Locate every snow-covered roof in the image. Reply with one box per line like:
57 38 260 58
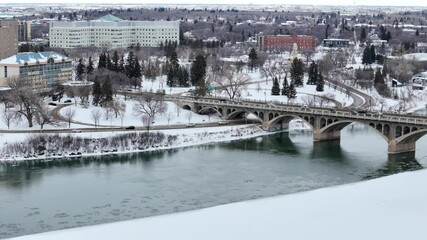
95 14 123 22
0 51 69 65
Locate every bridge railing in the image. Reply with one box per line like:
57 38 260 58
164 96 427 126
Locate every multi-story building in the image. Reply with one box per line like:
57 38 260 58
0 51 72 92
49 14 180 49
257 34 316 52
18 21 32 42
322 38 350 48
0 19 18 60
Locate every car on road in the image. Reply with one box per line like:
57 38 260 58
124 126 135 130
218 121 228 125
64 99 72 103
356 109 368 114
71 129 82 133
48 102 57 106
186 123 195 127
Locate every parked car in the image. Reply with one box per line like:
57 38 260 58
124 126 135 130
218 121 228 125
71 129 82 133
64 99 72 103
186 123 195 127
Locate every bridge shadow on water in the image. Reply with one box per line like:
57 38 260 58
362 152 423 180
217 131 300 155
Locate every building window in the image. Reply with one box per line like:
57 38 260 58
4 66 7 78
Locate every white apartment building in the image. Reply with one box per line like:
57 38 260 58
0 51 72 92
49 14 180 49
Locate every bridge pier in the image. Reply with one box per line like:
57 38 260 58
388 140 416 154
313 130 341 142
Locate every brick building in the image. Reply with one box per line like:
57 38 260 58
0 19 18 60
257 34 316 52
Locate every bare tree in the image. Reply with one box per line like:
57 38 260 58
301 49 315 65
2 110 14 129
214 65 251 99
142 114 153 135
91 109 102 127
186 111 193 123
7 77 39 127
35 103 56 129
133 94 167 121
63 107 76 128
108 100 126 118
166 111 174 124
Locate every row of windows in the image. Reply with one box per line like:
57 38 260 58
52 28 177 33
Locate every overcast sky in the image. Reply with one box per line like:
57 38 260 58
0 0 426 7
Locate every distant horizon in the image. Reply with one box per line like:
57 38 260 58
0 0 427 8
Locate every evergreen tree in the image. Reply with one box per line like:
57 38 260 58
307 61 318 85
416 29 420 36
271 77 280 95
316 73 324 92
248 48 258 71
370 45 376 64
190 54 207 86
374 68 384 85
362 46 371 65
92 76 102 106
360 27 367 42
170 50 179 69
76 58 85 81
86 56 94 75
106 53 113 71
281 75 289 96
290 58 304 87
98 52 106 69
287 81 297 99
119 55 125 73
182 68 190 87
102 75 113 103
112 50 120 72
167 67 174 87
386 31 392 41
133 56 142 79
125 51 135 78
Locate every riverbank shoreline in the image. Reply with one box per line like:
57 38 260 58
0 124 290 163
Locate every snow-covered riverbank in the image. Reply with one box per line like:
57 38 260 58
8 166 427 240
0 124 286 162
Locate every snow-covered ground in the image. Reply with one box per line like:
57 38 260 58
59 96 220 127
0 124 275 162
9 168 427 240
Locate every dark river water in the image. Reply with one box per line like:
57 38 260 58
0 124 426 239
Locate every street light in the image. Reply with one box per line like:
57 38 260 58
264 91 266 102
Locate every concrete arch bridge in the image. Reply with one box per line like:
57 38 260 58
166 96 427 155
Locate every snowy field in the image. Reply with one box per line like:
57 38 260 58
59 96 220 127
237 74 353 107
9 168 427 240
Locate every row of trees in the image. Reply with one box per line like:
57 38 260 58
271 76 297 99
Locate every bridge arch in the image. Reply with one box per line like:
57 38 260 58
198 106 222 116
319 120 390 142
394 129 427 145
269 114 315 130
182 105 192 111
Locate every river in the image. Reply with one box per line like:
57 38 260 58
0 124 426 239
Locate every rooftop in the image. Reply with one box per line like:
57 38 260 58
95 14 123 22
0 51 69 65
